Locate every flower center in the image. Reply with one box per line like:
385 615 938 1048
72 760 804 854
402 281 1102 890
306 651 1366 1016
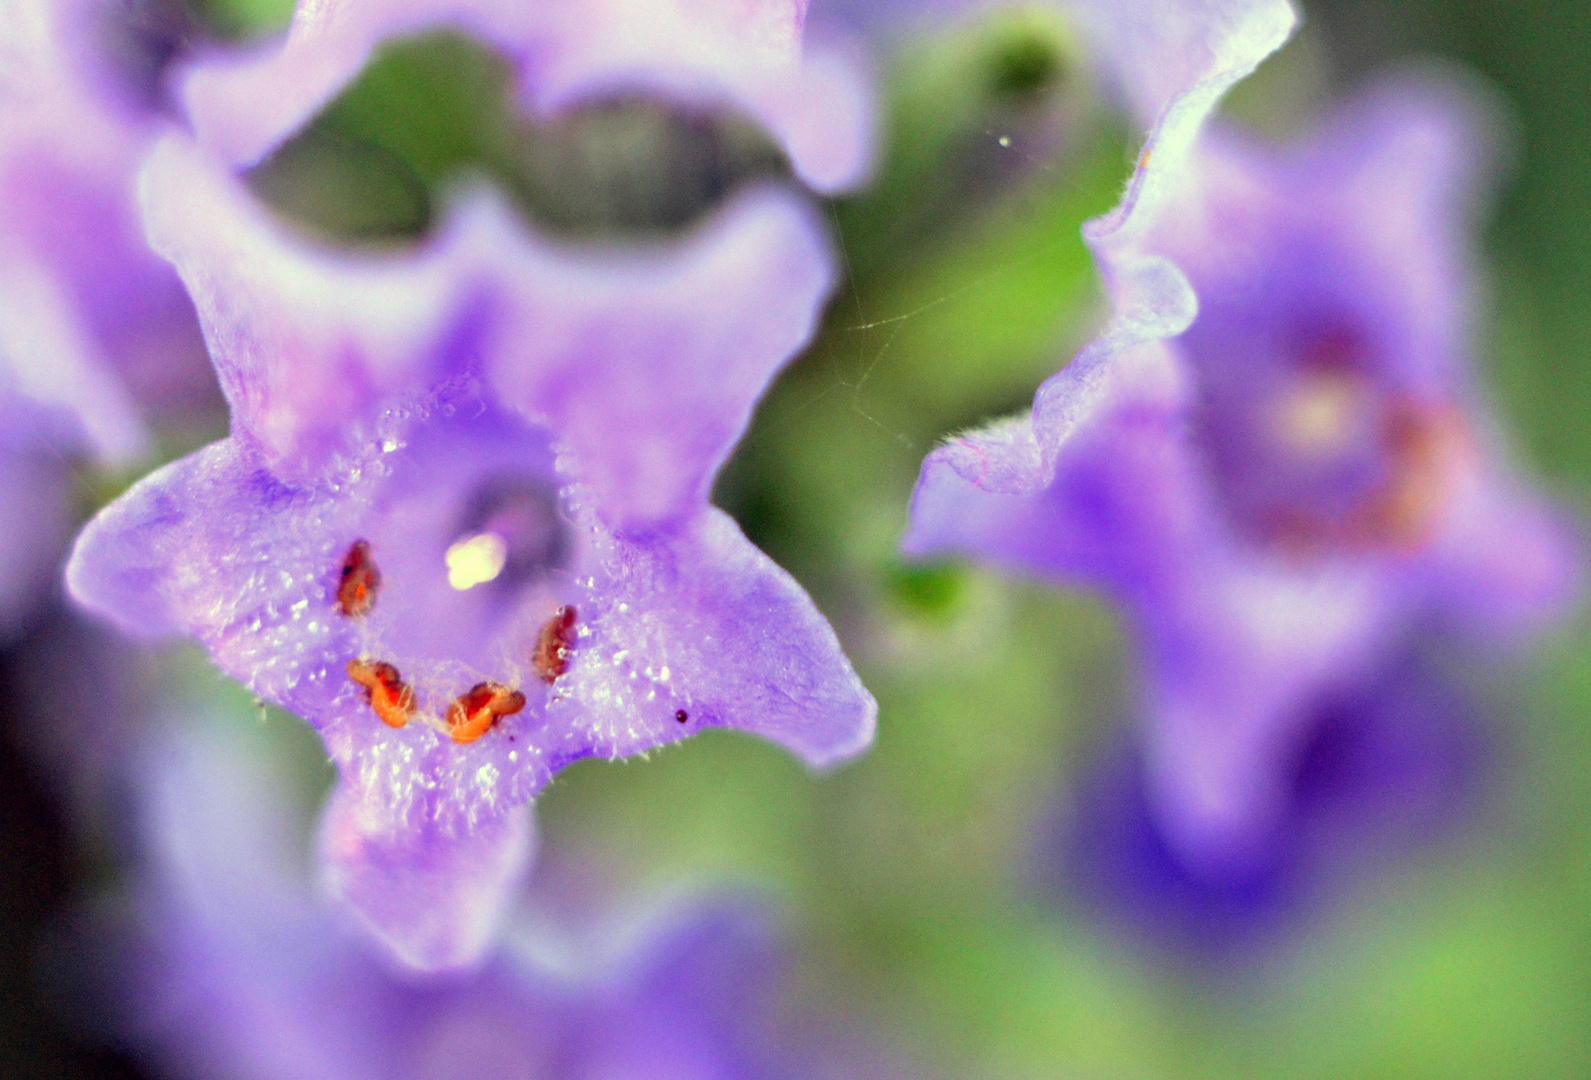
1271 369 1374 459
1349 399 1467 551
452 478 566 593
1194 322 1466 558
329 406 585 739
445 532 509 590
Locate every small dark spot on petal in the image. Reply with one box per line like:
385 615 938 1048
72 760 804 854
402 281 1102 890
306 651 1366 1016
675 710 688 723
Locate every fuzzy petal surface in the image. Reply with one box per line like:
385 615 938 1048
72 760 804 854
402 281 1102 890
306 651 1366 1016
552 506 877 770
319 779 535 971
482 185 835 528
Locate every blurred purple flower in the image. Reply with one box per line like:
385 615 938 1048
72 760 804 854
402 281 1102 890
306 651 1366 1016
66 0 877 971
82 722 884 1080
895 0 1297 496
1059 648 1485 958
907 73 1577 876
0 0 213 635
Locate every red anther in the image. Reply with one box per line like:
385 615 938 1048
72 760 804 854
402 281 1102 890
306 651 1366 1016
1353 400 1468 551
532 605 578 684
446 681 526 744
337 539 381 617
346 657 415 728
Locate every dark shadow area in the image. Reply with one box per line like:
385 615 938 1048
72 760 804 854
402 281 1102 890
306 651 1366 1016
0 637 151 1080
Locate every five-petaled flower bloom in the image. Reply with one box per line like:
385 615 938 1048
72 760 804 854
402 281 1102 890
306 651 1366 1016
85 721 893 1080
905 68 1578 880
67 0 877 971
0 0 212 635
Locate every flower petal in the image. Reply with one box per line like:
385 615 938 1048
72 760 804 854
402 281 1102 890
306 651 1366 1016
904 342 1192 583
178 0 873 192
1075 0 1297 255
139 134 485 476
87 717 871 1076
483 185 834 529
318 778 536 972
555 507 877 770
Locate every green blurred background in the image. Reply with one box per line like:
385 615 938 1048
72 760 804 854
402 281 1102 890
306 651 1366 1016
28 0 1591 1077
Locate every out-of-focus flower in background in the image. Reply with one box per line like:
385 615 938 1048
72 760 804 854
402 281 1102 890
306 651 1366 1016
0 0 216 637
905 59 1577 926
66 0 879 972
64 715 898 1080
1058 645 1487 956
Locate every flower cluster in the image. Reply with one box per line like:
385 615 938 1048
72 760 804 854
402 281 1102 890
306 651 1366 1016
4 0 1581 1072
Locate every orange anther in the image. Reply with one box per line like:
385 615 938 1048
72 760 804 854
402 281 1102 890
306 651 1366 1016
1352 400 1468 551
445 681 526 744
347 657 415 728
337 539 381 617
532 605 578 684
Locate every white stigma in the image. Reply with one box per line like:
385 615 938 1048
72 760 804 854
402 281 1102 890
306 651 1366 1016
445 532 509 590
1273 370 1370 458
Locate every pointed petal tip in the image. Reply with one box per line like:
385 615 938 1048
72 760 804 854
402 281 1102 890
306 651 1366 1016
791 683 879 772
63 468 182 642
317 782 538 974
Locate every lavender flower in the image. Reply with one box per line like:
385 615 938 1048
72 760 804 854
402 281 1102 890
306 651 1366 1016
67 0 876 971
86 720 877 1080
1062 648 1484 956
872 0 1296 498
0 0 212 633
906 73 1577 875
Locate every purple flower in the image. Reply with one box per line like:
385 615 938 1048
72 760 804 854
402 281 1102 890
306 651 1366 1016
881 0 1295 497
67 1 876 970
1059 648 1485 958
906 72 1578 875
0 0 217 433
82 721 883 1080
0 0 215 634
